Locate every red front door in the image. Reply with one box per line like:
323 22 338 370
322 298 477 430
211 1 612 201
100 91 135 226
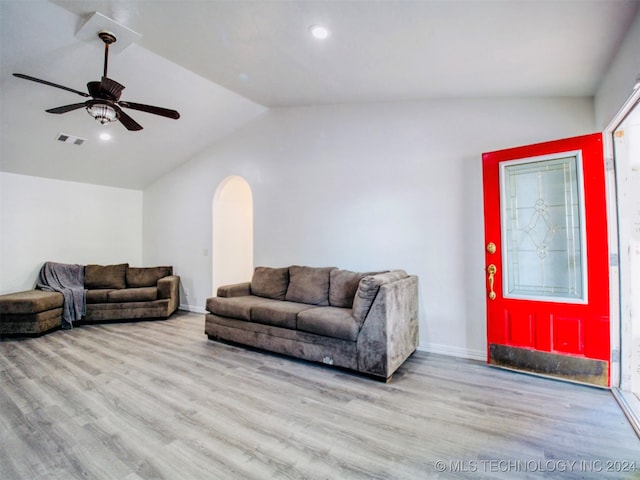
482 133 610 386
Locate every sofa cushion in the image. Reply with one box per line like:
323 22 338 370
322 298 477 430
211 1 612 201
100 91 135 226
86 289 113 304
352 270 408 324
285 266 336 306
206 295 275 321
0 308 63 335
0 290 63 314
251 267 289 300
297 307 360 341
85 264 128 290
107 287 158 303
329 269 368 308
251 301 315 329
126 266 173 288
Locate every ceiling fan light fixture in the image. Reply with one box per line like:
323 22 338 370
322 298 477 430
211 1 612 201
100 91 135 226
87 103 117 125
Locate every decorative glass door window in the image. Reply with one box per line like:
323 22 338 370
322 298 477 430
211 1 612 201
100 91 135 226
499 152 587 303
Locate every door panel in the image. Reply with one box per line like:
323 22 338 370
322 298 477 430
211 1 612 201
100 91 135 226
506 312 535 347
552 316 583 354
483 133 610 386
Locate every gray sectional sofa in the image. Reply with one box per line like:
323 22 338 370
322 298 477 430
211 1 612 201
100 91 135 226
0 263 180 337
205 266 419 380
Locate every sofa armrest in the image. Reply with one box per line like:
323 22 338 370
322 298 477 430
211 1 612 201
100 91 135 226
158 275 180 314
217 282 251 298
356 275 418 380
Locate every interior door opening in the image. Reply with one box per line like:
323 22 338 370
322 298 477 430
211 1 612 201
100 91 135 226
211 175 254 296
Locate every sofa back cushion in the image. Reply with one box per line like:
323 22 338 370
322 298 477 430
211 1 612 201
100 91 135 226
126 266 173 288
285 266 336 306
85 264 128 290
329 269 366 308
352 270 408 324
251 267 289 300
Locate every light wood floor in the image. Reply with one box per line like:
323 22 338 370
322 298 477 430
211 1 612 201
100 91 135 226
1 312 639 479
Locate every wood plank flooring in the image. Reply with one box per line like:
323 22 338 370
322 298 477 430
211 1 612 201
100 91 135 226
1 311 639 479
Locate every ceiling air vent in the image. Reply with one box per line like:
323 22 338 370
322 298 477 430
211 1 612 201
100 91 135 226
56 133 86 146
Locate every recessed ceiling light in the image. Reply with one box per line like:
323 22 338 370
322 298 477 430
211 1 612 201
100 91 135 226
99 132 111 141
309 25 330 40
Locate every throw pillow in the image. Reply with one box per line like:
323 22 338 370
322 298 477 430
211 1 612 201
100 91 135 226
285 266 336 306
251 267 289 300
84 263 129 290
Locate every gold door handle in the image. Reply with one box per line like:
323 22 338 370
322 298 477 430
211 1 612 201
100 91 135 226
487 264 497 300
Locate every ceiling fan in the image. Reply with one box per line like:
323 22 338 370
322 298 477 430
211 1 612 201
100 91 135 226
13 30 180 131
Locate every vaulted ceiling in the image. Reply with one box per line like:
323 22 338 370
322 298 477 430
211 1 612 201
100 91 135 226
1 0 638 189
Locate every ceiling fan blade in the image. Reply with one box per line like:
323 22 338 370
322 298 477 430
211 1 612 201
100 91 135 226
114 106 143 131
119 101 180 119
100 76 125 100
46 103 87 114
13 73 90 97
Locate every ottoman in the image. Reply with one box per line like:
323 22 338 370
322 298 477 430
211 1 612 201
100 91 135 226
0 290 64 337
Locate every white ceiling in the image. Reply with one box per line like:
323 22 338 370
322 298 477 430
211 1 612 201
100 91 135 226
1 0 638 189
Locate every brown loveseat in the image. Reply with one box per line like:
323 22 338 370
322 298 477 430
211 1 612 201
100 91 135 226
205 266 418 380
82 264 180 323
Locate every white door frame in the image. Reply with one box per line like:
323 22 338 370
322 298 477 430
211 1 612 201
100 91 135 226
604 86 640 389
605 82 640 437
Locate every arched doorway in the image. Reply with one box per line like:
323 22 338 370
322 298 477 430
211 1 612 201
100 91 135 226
212 176 254 295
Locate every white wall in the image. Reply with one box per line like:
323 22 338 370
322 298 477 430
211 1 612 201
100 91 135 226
143 97 594 359
595 9 640 129
0 173 143 293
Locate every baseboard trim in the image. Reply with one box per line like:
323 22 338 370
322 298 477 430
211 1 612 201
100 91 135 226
179 304 207 314
417 344 486 362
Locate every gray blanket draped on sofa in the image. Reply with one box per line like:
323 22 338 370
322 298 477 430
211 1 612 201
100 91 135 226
36 262 85 329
